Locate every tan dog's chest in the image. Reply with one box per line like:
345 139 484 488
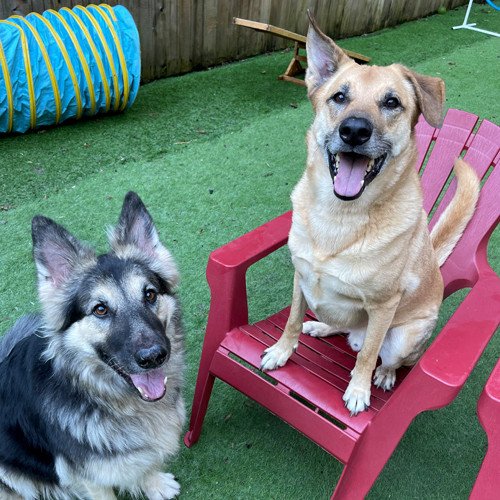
289 222 406 330
292 251 367 328
288 177 421 330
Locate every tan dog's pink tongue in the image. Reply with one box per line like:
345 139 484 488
334 154 369 198
130 368 166 401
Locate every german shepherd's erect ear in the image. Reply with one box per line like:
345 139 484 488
109 191 180 288
31 216 97 330
32 216 97 291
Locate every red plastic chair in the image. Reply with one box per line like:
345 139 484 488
184 109 500 499
470 357 500 500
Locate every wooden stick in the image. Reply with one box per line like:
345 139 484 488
233 17 370 64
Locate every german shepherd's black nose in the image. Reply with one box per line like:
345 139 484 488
135 345 168 369
339 117 373 146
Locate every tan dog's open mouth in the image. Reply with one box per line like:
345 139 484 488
328 151 388 201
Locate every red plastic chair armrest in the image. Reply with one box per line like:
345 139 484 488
482 358 500 404
204 211 292 336
208 210 292 271
420 269 500 390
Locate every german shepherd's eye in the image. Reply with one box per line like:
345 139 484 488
384 97 400 109
93 304 108 317
331 92 346 104
145 289 157 302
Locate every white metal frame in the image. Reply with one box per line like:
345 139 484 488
453 0 500 37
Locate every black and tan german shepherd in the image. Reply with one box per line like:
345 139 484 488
0 192 185 500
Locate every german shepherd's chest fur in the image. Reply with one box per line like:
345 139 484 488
1 329 184 484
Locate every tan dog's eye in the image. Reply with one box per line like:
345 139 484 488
332 92 346 104
384 97 400 108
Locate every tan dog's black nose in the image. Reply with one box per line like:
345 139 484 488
339 117 373 146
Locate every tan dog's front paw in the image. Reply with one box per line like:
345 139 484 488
343 378 371 416
260 340 297 371
142 472 180 500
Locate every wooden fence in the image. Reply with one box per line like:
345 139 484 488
2 0 468 82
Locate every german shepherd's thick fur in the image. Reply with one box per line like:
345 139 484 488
260 13 480 415
0 192 185 499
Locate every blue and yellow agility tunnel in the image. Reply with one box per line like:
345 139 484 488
0 4 140 133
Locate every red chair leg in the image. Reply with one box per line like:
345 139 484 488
470 359 500 499
470 439 500 500
184 369 216 447
184 213 292 448
332 365 461 500
330 409 415 498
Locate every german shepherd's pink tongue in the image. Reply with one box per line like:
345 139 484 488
130 369 167 401
334 153 369 198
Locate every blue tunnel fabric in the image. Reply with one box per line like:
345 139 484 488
0 4 140 133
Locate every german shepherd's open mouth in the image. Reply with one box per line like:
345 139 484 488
327 150 389 201
100 351 169 402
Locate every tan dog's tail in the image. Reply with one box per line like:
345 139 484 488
430 158 480 266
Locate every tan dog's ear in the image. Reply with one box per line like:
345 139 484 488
402 67 445 128
305 10 352 96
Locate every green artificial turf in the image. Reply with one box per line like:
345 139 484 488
1 4 499 499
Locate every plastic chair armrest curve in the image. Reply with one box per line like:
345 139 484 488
208 210 292 272
420 270 500 389
204 210 292 336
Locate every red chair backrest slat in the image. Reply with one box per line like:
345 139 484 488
415 110 500 292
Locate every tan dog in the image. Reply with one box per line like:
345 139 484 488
260 13 479 416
